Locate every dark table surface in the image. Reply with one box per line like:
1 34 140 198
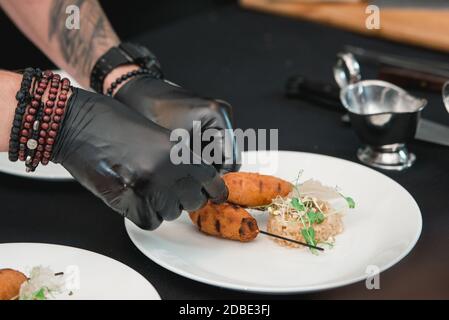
2 5 449 299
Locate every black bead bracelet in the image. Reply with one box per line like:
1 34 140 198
105 67 162 96
8 68 42 161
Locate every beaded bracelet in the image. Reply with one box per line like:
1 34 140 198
105 67 162 96
41 77 70 166
27 71 59 171
9 68 42 161
10 69 71 172
21 71 52 169
19 72 46 162
36 72 59 168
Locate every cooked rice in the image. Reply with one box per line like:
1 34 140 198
267 212 343 248
264 179 349 250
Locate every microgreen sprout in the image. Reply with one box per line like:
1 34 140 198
266 173 355 253
345 196 356 209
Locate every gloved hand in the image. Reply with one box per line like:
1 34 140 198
114 76 241 174
52 88 228 230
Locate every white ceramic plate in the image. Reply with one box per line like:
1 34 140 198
0 70 81 181
0 152 72 181
125 150 422 294
0 243 160 300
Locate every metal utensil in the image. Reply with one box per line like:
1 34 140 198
442 81 449 114
417 118 449 146
259 230 324 251
372 0 449 9
378 65 448 93
286 75 449 147
339 80 426 170
334 53 428 170
345 45 449 78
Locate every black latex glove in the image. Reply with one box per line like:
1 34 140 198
114 76 241 174
52 88 228 230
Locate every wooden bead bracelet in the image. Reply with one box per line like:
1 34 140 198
10 69 71 172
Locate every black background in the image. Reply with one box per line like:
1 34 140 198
1 1 449 299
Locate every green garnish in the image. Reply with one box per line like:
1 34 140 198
301 227 316 246
337 191 355 209
306 211 325 224
31 287 47 300
266 175 352 254
345 197 355 209
291 197 305 212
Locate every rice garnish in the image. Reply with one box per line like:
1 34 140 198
265 177 354 253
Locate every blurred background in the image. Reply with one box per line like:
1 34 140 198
2 0 449 70
1 0 449 299
0 0 234 70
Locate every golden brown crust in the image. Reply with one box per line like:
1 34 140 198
223 172 293 207
189 202 259 242
0 269 27 300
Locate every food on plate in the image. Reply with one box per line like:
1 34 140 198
0 266 67 300
266 179 355 251
189 202 259 242
223 172 293 207
0 269 27 300
19 266 67 300
189 171 355 253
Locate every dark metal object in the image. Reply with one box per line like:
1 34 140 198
379 65 448 93
345 45 449 79
286 75 342 110
372 0 449 9
286 75 449 147
443 81 449 114
259 230 324 251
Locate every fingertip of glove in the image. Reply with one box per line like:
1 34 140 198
133 217 162 231
209 182 228 204
128 204 163 231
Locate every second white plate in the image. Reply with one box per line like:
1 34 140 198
0 152 72 181
0 243 160 300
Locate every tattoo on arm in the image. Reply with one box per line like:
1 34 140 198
48 0 119 80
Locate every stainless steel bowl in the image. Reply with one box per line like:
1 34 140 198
334 53 427 171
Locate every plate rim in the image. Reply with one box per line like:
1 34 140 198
0 242 161 300
125 150 423 294
0 153 73 181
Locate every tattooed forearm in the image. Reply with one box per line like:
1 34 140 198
48 0 119 80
